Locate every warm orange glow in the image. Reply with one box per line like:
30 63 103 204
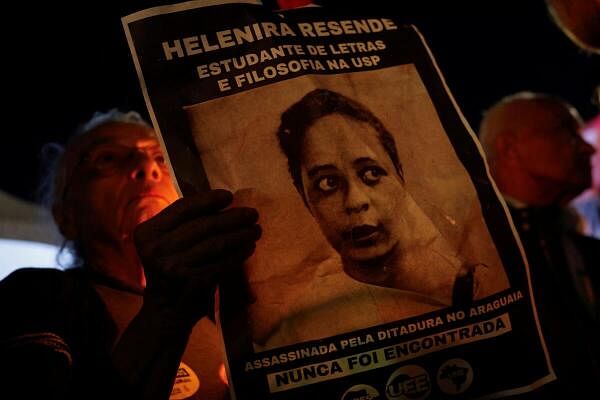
219 363 229 386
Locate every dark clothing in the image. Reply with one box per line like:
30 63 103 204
508 205 600 398
0 267 228 400
0 268 118 400
93 280 229 400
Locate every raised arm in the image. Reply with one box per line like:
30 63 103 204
112 189 261 399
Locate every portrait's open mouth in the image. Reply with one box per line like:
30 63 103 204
342 224 383 247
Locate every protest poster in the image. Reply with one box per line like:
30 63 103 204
123 1 554 398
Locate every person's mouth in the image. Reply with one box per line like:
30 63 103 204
128 192 170 207
342 224 383 247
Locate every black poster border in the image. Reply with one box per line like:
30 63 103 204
123 3 551 398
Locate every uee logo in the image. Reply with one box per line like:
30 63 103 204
385 365 431 400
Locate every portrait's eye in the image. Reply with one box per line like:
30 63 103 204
315 176 340 194
360 166 387 185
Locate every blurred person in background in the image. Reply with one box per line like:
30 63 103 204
479 92 600 396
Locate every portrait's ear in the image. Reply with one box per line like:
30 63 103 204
52 202 78 240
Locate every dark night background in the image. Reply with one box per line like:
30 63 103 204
2 0 598 203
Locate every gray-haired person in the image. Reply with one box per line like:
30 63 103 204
1 109 261 399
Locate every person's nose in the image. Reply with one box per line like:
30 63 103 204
344 181 370 215
131 151 163 182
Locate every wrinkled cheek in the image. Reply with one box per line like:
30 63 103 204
165 186 181 204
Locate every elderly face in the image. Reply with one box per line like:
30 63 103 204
300 113 405 270
62 122 179 246
514 103 594 197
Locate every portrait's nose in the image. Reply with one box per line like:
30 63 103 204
131 151 162 182
345 181 369 214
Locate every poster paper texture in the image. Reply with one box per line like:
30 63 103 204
123 1 554 398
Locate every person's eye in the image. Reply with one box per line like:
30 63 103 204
360 166 387 185
155 154 166 165
315 176 340 194
93 150 121 169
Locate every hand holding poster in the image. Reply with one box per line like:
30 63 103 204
123 1 554 398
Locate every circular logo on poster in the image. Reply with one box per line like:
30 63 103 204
436 358 474 395
341 384 381 400
385 365 431 400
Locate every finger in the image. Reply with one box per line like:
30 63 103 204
179 180 200 196
207 242 257 281
158 225 261 274
154 207 259 254
137 189 233 236
162 242 257 281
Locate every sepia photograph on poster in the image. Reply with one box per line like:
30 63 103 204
123 1 555 398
